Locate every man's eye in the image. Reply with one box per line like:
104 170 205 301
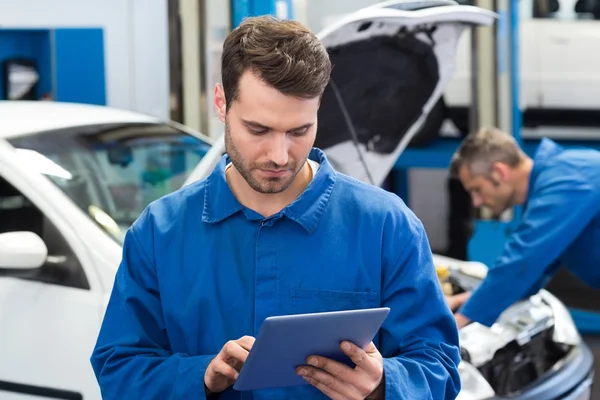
291 128 309 136
250 129 267 135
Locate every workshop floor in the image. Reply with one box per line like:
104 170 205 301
583 335 600 399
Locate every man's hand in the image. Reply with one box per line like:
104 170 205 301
204 336 255 395
445 291 471 312
454 312 471 329
296 341 384 400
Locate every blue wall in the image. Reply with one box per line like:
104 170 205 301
54 28 106 105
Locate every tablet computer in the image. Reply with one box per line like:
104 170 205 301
233 307 390 391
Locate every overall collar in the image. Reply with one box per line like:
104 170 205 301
202 148 337 233
526 137 563 203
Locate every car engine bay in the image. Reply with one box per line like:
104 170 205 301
436 257 577 397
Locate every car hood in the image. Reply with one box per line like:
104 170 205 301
313 0 496 186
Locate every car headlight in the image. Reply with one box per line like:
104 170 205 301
456 361 495 400
539 289 581 346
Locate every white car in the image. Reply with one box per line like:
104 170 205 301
0 2 593 399
0 100 223 400
442 0 600 136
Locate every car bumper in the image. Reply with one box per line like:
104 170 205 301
489 342 594 400
562 373 594 400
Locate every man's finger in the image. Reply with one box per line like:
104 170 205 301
224 356 244 372
236 335 255 351
304 355 356 384
222 340 250 364
364 341 378 355
210 359 239 380
297 366 361 400
341 341 384 395
446 292 471 311
454 312 471 329
341 342 377 373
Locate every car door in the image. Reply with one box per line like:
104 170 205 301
0 142 104 400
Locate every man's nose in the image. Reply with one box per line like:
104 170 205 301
268 134 289 166
472 194 483 208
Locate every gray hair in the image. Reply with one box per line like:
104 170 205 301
450 127 526 178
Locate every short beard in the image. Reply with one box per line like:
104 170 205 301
224 121 305 194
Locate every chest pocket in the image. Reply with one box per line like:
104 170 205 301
291 288 378 314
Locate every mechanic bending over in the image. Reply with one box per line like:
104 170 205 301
447 127 600 328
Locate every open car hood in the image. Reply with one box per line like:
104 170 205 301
314 0 496 186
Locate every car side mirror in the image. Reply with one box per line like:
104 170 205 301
0 231 47 275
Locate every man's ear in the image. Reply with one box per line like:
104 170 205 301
490 162 510 182
214 83 227 122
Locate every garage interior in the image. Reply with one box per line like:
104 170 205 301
0 0 599 399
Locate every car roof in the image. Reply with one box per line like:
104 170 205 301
0 101 162 139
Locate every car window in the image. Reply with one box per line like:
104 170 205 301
0 176 89 290
8 122 211 245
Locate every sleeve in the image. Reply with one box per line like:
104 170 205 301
379 215 461 399
522 259 563 299
460 171 597 327
90 208 216 399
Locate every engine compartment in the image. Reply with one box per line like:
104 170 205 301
444 265 573 396
475 328 569 395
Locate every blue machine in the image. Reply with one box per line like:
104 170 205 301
0 28 106 105
232 0 294 27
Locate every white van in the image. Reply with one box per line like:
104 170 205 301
443 0 600 133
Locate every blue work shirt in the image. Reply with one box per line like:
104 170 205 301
90 148 460 399
461 138 600 327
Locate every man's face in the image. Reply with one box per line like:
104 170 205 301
458 165 517 217
214 71 320 194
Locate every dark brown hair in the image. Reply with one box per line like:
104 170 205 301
450 127 526 178
221 15 332 110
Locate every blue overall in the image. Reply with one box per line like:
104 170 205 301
91 148 461 399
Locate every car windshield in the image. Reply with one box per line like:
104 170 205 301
7 122 211 245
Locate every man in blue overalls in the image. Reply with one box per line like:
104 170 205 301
448 127 600 328
90 15 461 399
